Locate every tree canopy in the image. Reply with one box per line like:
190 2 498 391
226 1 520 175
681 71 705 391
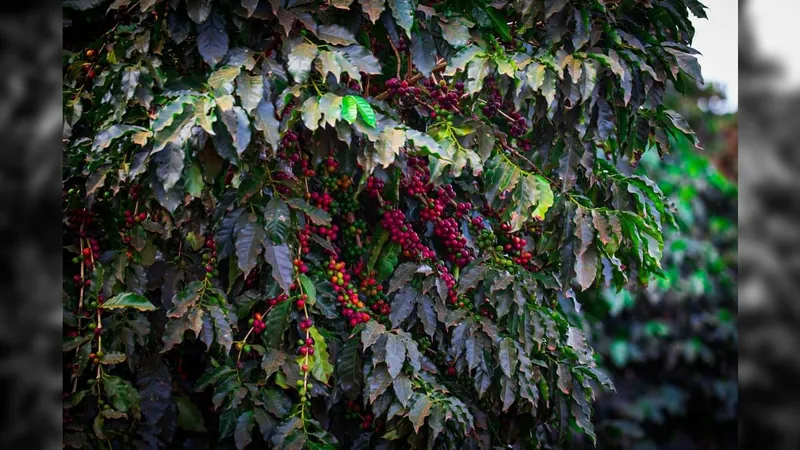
63 0 706 448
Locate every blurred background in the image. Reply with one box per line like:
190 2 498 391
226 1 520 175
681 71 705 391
581 1 740 449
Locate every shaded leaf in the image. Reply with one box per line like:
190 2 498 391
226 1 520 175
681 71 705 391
101 292 156 312
263 242 294 293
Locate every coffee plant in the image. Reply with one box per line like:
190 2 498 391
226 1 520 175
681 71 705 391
63 0 706 448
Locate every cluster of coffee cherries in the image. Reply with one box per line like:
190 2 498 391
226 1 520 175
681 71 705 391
273 171 292 195
308 191 335 212
422 79 464 114
381 208 436 261
297 155 316 178
433 218 473 267
358 274 391 317
402 156 431 197
322 173 352 193
122 209 148 229
496 222 534 267
435 264 459 306
324 258 372 327
481 81 503 118
384 78 420 99
419 196 445 221
69 236 101 273
292 257 310 274
505 110 528 137
266 292 290 307
248 311 267 334
296 333 315 357
365 176 385 198
202 238 219 278
344 401 375 430
341 219 367 262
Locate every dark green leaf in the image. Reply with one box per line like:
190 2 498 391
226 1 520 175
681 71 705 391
484 7 511 42
168 281 203 318
197 12 230 68
235 411 255 450
387 0 415 37
101 292 156 312
408 394 433 432
287 198 332 225
235 213 266 276
176 396 207 432
209 304 234 353
385 333 407 379
393 373 413 407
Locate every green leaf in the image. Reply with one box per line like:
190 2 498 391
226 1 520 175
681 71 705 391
301 95 322 132
168 281 203 318
236 72 264 113
444 45 483 76
176 396 207 432
408 394 434 432
262 349 288 378
263 241 294 293
572 382 596 444
63 335 91 352
573 207 599 291
264 196 292 243
197 12 229 68
262 300 292 348
368 364 393 403
440 17 472 47
287 198 332 225
287 42 319 83
318 93 343 127
410 30 438 77
385 333 407 378
350 96 376 128
377 242 401 282
498 337 517 378
544 0 569 20
92 125 150 152
184 163 205 197
298 274 317 305
393 373 413 407
316 24 358 46
465 56 494 95
101 292 156 312
234 411 255 450
99 352 127 365
234 216 266 278
218 104 252 155
154 142 185 191
186 0 212 23
103 375 141 416
387 0 415 37
361 320 386 349
388 286 415 328
359 0 385 23
484 7 511 42
341 95 358 124
308 327 335 383
254 98 281 152
208 304 234 353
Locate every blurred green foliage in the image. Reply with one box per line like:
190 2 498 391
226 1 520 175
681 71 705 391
583 84 737 450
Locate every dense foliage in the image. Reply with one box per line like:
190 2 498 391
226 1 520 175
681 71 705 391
587 84 737 450
63 0 705 448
